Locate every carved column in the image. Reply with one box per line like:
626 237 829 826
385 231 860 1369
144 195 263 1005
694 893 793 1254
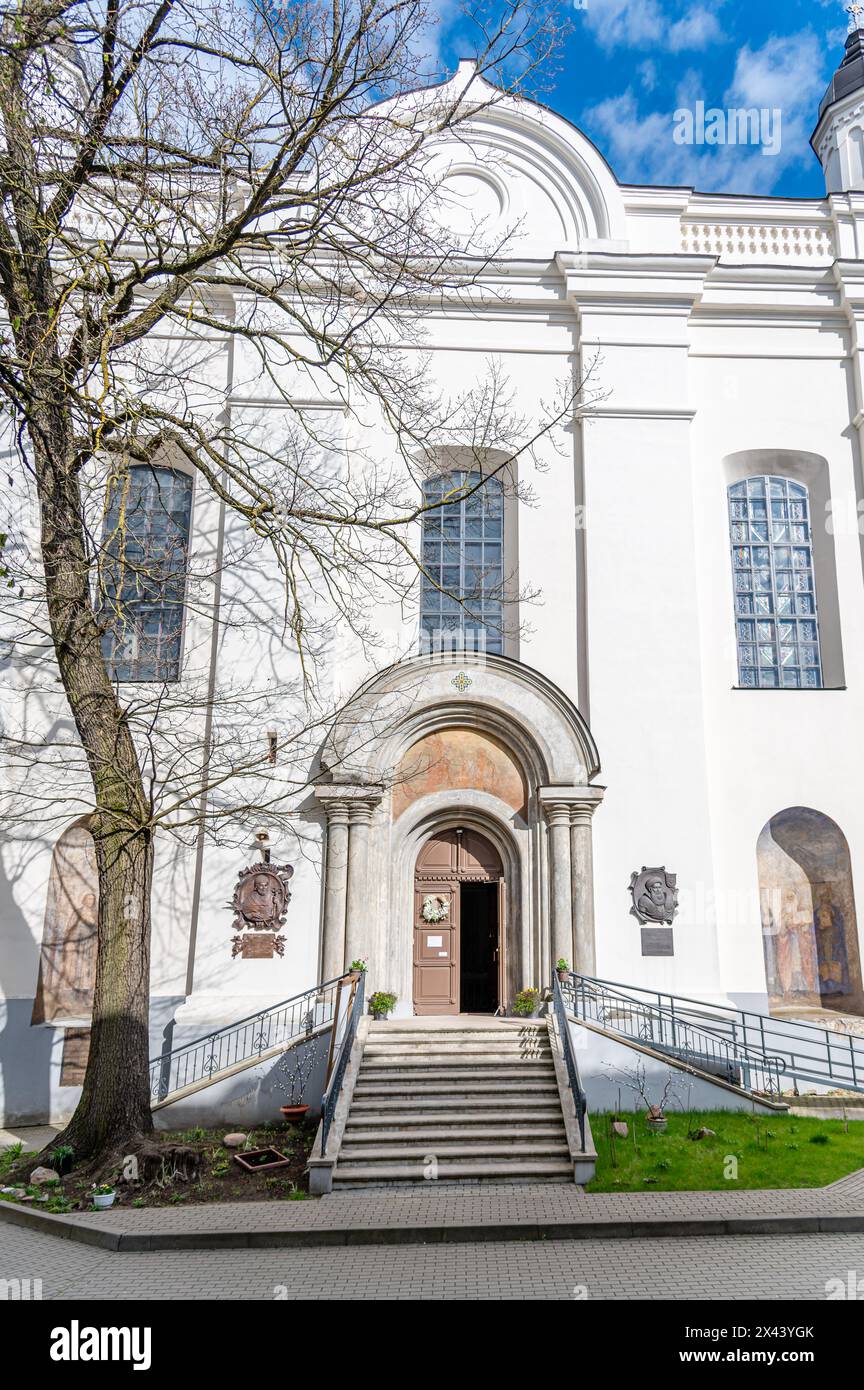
344 797 381 970
542 800 573 973
569 787 604 976
316 793 351 982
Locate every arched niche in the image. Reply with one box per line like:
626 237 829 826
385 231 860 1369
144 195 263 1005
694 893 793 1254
32 818 98 1025
757 807 863 1016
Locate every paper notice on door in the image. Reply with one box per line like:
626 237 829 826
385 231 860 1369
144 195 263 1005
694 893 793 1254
438 951 448 957
426 934 443 948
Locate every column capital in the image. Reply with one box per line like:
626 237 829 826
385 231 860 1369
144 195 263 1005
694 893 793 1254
539 785 605 822
348 797 380 826
541 798 572 827
315 784 382 822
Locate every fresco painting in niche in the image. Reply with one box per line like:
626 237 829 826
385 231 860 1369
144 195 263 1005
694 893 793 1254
32 819 98 1025
391 727 528 821
758 807 863 1016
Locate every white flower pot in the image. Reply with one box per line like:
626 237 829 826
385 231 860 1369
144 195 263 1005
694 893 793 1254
93 1191 116 1209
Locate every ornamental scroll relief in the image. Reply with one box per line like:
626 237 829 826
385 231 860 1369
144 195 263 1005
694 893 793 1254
228 862 294 959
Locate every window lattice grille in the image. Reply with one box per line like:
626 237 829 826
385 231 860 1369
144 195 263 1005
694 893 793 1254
728 476 822 689
420 472 504 656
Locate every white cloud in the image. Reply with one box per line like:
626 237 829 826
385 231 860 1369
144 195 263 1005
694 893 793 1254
638 59 659 92
583 27 830 195
583 0 726 53
668 11 724 53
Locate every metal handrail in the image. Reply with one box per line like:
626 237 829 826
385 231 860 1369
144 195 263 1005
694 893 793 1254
551 972 587 1151
320 970 366 1155
148 975 347 1104
566 973 864 1096
562 974 786 1097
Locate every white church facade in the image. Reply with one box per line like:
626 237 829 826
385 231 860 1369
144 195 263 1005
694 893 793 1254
6 29 864 1124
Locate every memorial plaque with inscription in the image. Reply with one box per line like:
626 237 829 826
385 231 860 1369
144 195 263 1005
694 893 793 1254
641 927 674 957
232 933 286 960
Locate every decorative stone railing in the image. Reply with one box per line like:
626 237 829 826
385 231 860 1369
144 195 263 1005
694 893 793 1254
680 220 836 264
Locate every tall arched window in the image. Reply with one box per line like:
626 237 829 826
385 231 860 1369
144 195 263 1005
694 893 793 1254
420 472 504 655
100 465 193 681
728 476 822 689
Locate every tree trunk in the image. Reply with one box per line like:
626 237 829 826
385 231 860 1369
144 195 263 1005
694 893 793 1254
55 820 155 1157
34 423 155 1159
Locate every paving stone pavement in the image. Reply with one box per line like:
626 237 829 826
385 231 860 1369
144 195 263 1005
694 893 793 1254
1 1219 862 1299
53 1176 864 1238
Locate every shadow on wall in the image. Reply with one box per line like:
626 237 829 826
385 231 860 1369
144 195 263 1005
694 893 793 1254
758 807 864 1017
0 845 54 1125
153 1029 332 1131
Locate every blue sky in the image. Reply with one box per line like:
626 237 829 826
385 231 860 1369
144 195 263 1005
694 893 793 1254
435 0 855 198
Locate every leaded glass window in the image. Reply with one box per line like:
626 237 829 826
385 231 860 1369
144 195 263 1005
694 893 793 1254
420 472 504 655
728 476 822 689
100 466 193 682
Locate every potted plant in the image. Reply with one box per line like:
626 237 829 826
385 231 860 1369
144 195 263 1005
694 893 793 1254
49 1143 74 1177
369 990 397 1020
607 1060 679 1135
555 958 569 983
348 958 367 982
276 1033 318 1124
91 1182 116 1210
512 987 541 1018
645 1105 668 1134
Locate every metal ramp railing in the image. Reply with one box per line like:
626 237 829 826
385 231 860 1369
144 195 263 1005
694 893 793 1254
148 975 348 1108
563 974 864 1097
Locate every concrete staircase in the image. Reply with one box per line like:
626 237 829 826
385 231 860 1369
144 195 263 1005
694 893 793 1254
331 1016 574 1188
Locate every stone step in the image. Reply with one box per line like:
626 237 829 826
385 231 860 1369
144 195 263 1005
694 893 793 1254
348 1093 562 1113
353 1078 558 1098
361 1044 551 1060
338 1140 571 1162
344 1110 566 1130
341 1124 569 1144
331 1158 574 1185
358 1062 555 1079
368 1020 546 1031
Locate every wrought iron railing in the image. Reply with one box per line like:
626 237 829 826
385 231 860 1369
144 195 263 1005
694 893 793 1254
564 974 864 1096
551 972 588 1151
149 976 345 1104
562 974 787 1097
320 969 366 1155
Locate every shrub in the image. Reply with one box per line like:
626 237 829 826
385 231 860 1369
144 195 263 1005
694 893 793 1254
369 991 397 1015
512 987 540 1017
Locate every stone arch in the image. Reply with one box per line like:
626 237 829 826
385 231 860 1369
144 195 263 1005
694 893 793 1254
31 817 98 1025
757 807 863 1016
322 652 599 787
317 654 604 1012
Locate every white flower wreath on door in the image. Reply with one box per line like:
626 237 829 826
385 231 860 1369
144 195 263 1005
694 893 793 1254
421 895 450 923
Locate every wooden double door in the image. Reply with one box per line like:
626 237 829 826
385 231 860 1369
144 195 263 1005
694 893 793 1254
412 829 504 1015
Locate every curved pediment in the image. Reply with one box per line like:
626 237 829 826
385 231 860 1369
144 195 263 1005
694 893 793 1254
411 64 627 257
320 652 600 788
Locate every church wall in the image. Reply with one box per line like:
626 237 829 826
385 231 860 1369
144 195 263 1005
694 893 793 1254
688 307 864 1011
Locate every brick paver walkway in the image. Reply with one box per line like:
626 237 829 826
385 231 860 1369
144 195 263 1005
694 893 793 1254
25 1174 862 1244
2 1219 862 1299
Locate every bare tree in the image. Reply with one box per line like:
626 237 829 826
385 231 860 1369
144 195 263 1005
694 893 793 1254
0 0 590 1161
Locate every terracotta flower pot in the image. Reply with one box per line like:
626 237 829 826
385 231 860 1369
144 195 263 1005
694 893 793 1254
280 1105 309 1123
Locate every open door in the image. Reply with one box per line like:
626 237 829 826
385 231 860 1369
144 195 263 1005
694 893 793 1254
413 828 503 1015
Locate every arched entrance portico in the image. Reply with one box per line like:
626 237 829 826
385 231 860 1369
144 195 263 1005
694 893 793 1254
315 654 604 1014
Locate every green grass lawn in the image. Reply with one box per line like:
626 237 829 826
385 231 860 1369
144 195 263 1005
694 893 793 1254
585 1110 864 1193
